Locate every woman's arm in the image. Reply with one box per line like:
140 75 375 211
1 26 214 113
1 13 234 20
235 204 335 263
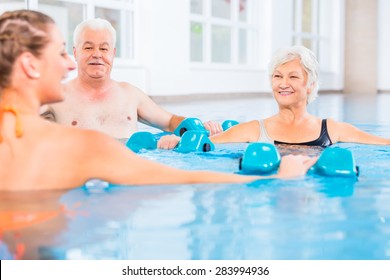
210 121 260 143
329 119 390 145
79 130 315 186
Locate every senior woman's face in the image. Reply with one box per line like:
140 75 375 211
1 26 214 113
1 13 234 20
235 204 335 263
271 58 310 105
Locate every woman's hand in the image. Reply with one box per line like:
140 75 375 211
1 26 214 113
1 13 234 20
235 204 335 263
277 155 318 178
157 134 181 150
203 120 223 136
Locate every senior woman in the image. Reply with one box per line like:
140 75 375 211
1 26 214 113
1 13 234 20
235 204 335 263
209 45 390 147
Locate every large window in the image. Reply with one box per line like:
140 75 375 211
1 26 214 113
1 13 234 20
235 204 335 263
293 0 343 75
0 0 135 61
293 0 320 56
190 0 259 67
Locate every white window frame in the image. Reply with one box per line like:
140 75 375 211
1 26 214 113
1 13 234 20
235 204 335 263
293 0 323 57
292 0 344 88
22 0 137 65
190 0 261 70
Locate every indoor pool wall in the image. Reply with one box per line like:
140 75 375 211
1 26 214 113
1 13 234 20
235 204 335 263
1 93 389 260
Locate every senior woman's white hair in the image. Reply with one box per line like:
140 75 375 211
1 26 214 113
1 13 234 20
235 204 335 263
268 45 319 104
73 18 116 47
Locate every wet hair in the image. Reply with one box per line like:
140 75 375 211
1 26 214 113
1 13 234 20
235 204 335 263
268 45 319 104
0 10 54 89
73 18 116 47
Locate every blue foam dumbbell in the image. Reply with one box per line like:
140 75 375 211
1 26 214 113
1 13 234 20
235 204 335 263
174 117 209 136
239 143 281 174
310 147 359 177
222 119 239 131
239 143 359 177
126 131 157 152
174 131 215 153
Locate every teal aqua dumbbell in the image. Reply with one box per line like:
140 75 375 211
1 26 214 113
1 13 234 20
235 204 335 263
310 147 359 177
222 120 239 131
174 117 209 136
126 131 157 152
175 131 215 153
239 143 359 177
239 143 281 174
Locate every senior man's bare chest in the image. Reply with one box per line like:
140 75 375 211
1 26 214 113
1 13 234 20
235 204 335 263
58 92 139 127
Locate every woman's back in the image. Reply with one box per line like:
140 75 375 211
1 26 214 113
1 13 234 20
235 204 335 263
0 114 89 191
0 114 106 190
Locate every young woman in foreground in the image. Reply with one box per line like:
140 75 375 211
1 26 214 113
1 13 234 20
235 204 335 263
0 10 315 191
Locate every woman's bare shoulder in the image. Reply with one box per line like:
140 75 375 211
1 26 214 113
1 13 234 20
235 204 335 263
42 122 117 151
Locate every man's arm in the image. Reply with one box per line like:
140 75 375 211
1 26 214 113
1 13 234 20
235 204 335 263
168 114 186 132
134 86 221 134
39 105 56 122
133 86 184 132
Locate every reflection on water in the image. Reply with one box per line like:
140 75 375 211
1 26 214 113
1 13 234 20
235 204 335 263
277 144 324 157
0 190 68 259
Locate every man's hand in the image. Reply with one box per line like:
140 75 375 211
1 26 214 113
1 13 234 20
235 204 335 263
157 134 181 150
203 121 223 136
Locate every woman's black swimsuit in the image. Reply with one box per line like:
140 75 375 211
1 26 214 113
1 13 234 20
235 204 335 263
274 119 332 148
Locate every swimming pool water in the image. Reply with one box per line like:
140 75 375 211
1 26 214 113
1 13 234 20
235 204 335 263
1 94 389 260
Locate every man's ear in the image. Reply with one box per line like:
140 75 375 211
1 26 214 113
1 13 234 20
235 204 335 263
113 47 116 56
19 52 41 79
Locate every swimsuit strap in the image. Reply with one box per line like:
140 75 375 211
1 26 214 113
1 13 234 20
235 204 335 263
258 120 274 143
0 106 23 143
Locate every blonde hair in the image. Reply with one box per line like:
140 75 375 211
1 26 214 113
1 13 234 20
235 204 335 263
0 10 54 89
268 45 319 104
